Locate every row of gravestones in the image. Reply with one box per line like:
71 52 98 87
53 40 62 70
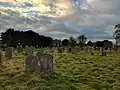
25 46 53 75
0 46 54 75
58 46 108 56
16 45 110 56
1 46 108 62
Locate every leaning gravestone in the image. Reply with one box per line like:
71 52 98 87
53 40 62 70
25 46 34 56
5 47 13 59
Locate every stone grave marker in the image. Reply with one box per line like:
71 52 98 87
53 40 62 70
100 47 106 56
26 53 54 75
39 54 53 75
5 47 13 59
26 55 38 72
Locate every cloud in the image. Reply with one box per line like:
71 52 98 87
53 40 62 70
0 0 120 41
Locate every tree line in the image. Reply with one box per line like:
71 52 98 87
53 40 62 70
0 27 119 49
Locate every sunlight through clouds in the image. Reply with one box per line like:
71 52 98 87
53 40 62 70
0 0 75 18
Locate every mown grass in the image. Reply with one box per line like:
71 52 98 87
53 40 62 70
0 52 120 90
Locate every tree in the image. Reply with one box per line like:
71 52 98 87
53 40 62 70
62 39 69 46
69 36 77 47
94 41 103 48
54 39 62 47
87 41 93 47
1 28 54 47
114 24 120 46
77 35 87 46
102 40 113 49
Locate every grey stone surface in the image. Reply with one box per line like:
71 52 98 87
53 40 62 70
26 55 38 72
5 47 13 59
39 54 53 75
26 54 53 75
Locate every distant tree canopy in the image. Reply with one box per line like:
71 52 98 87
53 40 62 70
0 28 114 49
87 41 93 47
1 28 53 47
62 39 69 46
94 40 113 49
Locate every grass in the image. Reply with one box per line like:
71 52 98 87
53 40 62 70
0 51 120 90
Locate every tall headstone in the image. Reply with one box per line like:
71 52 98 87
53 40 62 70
26 55 38 72
39 54 53 75
5 47 13 59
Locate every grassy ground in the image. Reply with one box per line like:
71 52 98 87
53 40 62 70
0 52 120 90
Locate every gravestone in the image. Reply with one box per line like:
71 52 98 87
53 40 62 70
26 55 38 72
39 54 53 75
65 47 72 53
100 47 106 56
25 46 34 56
17 45 23 53
5 47 13 59
26 54 54 75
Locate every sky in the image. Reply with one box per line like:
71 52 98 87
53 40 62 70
0 0 120 41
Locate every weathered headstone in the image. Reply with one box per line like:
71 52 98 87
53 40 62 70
5 47 13 59
25 46 34 56
26 55 38 72
39 54 53 75
100 47 106 56
26 54 54 75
